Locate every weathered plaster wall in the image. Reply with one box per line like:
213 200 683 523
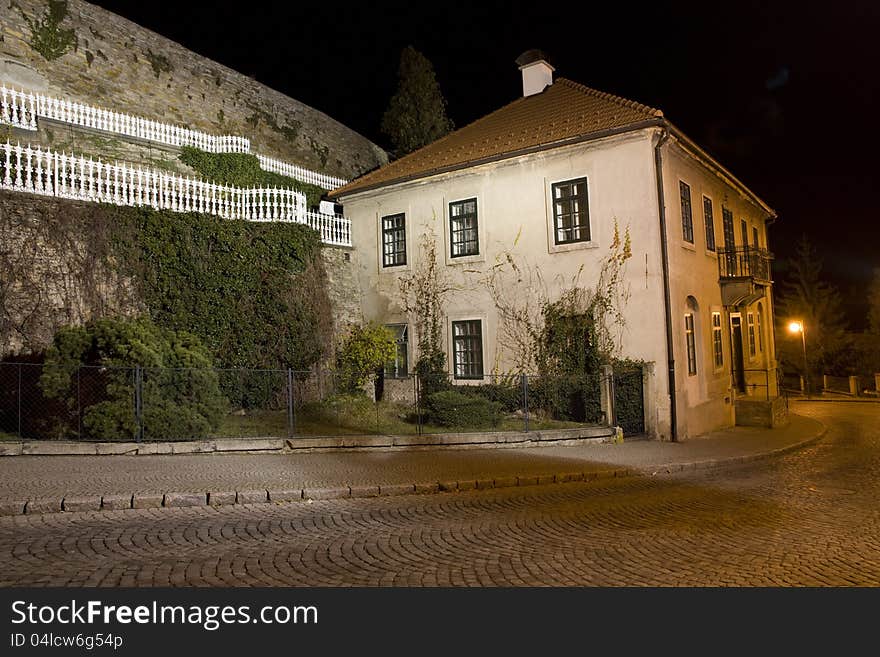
0 0 387 178
341 129 671 439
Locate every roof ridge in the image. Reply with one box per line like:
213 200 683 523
556 77 663 118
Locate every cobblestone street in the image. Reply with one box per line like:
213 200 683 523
0 402 877 586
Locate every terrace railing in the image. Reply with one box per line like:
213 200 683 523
717 246 773 282
256 154 347 191
0 141 351 246
0 84 348 189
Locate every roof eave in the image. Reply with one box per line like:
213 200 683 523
331 118 664 201
664 121 777 219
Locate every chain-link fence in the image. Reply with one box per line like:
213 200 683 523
0 362 645 442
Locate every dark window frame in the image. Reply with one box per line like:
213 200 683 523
680 181 694 244
703 196 716 252
381 213 407 267
452 319 484 380
551 177 591 245
449 198 479 258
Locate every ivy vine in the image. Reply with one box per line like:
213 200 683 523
178 147 325 209
24 0 76 61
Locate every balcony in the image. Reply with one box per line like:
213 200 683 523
717 246 773 306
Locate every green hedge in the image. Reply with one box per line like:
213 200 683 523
425 390 503 429
179 147 325 209
111 206 332 374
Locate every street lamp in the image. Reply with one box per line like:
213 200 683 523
788 320 809 397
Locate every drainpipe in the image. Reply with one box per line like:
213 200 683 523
653 126 678 441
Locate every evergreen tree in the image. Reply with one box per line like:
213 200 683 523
381 46 453 156
776 236 852 379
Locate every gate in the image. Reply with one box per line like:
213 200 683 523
613 369 645 436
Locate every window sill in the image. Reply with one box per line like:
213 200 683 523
548 240 599 255
446 253 485 266
681 242 697 252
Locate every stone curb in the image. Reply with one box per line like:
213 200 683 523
0 426 616 458
0 420 828 518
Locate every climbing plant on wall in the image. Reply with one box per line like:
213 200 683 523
178 147 325 209
23 0 77 61
110 206 333 372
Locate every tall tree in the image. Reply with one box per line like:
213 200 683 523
381 46 453 156
776 236 852 380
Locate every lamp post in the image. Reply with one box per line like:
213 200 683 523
788 321 808 397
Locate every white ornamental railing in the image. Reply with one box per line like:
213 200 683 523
1 84 248 153
0 141 351 246
257 154 347 191
0 84 349 189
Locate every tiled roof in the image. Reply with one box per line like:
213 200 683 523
331 78 663 198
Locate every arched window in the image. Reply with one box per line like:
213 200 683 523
757 303 765 353
685 296 699 376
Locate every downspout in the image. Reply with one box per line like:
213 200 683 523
653 126 677 441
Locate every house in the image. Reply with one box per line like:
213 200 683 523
330 51 781 440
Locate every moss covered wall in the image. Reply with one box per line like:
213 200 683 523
0 0 387 179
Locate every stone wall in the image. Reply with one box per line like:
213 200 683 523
0 0 387 179
0 191 363 357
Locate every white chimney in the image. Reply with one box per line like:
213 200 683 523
516 49 554 97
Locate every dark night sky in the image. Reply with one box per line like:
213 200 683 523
93 0 880 328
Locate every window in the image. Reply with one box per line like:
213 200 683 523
685 313 697 375
680 181 694 243
551 178 590 244
452 320 483 379
384 324 408 377
752 226 760 250
712 312 723 368
722 207 735 247
703 197 716 252
381 213 406 267
741 219 749 248
747 312 756 358
449 198 479 257
757 306 764 352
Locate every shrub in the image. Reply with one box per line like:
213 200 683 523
178 147 325 209
40 318 225 441
415 351 450 397
469 378 522 412
425 390 503 429
335 323 396 393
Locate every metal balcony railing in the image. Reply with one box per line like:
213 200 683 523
718 246 773 282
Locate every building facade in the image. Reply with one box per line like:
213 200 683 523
332 54 779 440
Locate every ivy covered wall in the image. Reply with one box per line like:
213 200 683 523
0 190 339 370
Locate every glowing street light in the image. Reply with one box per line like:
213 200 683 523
788 320 809 397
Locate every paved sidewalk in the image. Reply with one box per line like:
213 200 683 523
0 413 825 515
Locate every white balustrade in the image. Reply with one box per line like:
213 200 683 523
1 83 349 190
0 141 351 246
256 154 347 191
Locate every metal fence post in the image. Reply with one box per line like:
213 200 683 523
286 368 295 438
415 373 422 436
522 373 530 433
17 363 22 439
134 366 143 443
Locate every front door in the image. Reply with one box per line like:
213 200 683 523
730 315 746 393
